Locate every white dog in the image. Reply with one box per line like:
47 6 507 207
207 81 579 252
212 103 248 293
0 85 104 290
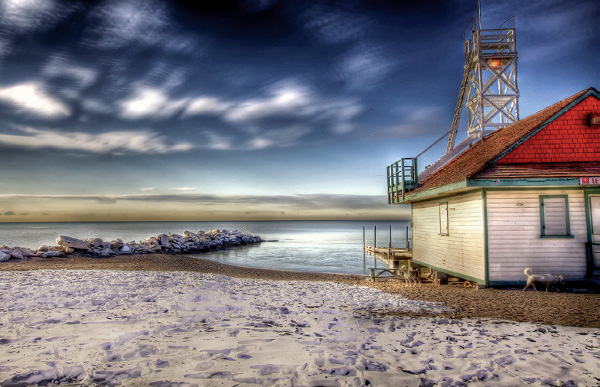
523 268 564 293
399 265 421 287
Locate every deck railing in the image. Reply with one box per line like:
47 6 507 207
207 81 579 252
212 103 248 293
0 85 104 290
387 158 418 204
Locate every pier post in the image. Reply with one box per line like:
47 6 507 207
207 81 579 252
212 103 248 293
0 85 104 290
374 226 377 268
362 226 366 269
389 224 392 259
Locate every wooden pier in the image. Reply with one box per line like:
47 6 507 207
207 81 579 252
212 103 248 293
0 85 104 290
363 246 412 258
363 245 412 269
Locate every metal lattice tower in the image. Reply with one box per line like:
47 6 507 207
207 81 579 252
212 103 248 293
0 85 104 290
418 16 519 182
464 18 519 140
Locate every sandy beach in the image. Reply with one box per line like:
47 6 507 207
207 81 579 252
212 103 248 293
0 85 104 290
2 254 599 328
1 255 599 386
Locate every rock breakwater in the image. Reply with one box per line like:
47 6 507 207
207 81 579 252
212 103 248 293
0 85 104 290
0 229 262 261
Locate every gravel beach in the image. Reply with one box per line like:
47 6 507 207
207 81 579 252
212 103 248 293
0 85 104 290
1 253 599 328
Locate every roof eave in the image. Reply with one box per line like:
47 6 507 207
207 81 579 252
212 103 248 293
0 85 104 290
397 176 595 203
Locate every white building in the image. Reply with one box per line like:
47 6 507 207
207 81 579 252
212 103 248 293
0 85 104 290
388 88 600 285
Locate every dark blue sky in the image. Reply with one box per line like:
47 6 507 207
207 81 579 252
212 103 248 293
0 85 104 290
0 0 598 221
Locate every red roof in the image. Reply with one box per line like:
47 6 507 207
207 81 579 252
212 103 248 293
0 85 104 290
413 87 599 193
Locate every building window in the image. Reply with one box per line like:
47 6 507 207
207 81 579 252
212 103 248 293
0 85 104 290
439 202 449 236
540 195 572 238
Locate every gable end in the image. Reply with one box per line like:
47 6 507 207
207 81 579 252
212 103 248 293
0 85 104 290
493 89 600 164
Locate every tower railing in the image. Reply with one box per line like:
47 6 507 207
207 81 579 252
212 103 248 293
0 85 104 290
387 158 418 203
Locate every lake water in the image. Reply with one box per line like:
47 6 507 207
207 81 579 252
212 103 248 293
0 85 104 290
0 221 410 275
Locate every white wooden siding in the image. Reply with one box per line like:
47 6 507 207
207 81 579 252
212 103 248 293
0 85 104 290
486 190 587 281
412 191 485 281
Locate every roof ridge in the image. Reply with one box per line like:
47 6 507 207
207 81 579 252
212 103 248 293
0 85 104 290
414 87 597 192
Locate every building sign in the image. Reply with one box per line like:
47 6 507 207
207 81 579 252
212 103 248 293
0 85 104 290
580 177 600 185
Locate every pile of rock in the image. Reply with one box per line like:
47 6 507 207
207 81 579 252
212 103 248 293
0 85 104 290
0 229 262 261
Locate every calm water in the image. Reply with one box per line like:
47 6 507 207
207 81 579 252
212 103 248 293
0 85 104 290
0 221 410 275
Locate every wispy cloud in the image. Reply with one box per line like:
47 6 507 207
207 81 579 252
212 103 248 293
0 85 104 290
43 55 99 88
0 192 391 211
224 81 363 135
246 126 311 150
0 82 71 118
88 0 169 49
225 84 313 122
172 187 195 192
119 86 188 119
183 97 232 117
301 4 371 44
140 187 156 192
337 43 395 89
0 127 193 154
373 106 446 138
0 0 70 33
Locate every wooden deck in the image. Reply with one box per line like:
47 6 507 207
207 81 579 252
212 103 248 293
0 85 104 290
363 245 412 270
363 246 412 259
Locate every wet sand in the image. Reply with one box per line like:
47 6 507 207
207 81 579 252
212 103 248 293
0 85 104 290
1 253 599 328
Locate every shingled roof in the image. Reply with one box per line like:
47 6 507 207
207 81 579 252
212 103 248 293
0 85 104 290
414 87 598 193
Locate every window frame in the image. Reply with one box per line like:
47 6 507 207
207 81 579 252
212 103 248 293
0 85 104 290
539 195 573 238
439 201 449 236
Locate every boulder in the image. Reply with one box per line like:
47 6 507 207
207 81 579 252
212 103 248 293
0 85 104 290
57 236 89 250
18 248 35 257
110 239 124 249
9 249 24 260
98 248 112 257
0 251 10 262
37 245 48 252
183 230 200 243
86 238 103 247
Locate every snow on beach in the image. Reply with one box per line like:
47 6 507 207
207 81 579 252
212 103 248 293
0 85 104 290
0 270 598 386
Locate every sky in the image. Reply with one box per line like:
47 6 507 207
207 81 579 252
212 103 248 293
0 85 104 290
0 0 598 222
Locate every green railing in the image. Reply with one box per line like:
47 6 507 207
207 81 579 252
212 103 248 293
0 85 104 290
387 158 418 204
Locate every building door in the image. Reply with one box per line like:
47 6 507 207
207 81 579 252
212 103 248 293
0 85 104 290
589 195 600 273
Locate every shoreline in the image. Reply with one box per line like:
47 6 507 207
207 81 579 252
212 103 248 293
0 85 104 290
1 253 599 328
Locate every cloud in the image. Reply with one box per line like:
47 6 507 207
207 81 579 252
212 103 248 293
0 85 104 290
337 43 395 89
0 0 69 33
173 187 195 192
116 80 361 146
300 4 371 44
0 82 71 118
0 127 193 155
201 131 233 151
225 84 312 122
140 187 156 192
182 97 232 117
374 106 446 138
0 192 391 211
246 126 311 150
2 211 15 216
43 55 99 88
119 86 188 119
88 0 169 49
223 82 363 135
81 98 113 114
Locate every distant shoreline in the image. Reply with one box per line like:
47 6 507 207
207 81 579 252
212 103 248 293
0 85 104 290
1 253 599 328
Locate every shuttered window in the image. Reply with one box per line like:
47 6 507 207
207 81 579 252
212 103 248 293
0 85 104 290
439 202 449 236
540 196 572 237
